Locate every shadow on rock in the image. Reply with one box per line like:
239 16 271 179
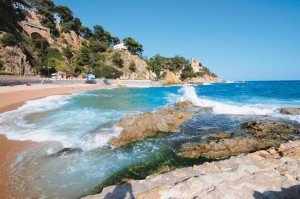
104 183 134 199
253 185 300 199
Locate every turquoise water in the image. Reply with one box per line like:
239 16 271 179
0 81 299 198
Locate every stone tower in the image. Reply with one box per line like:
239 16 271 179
191 58 200 73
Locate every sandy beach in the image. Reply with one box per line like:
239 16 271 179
0 83 108 198
0 84 107 113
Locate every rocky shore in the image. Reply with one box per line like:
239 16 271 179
85 140 300 199
85 104 300 199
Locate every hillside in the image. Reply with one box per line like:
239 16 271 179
0 0 220 83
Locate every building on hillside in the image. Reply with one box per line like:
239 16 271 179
113 43 128 50
191 58 202 73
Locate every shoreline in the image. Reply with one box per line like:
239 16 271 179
0 84 111 113
0 83 115 199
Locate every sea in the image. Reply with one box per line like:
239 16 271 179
0 81 299 198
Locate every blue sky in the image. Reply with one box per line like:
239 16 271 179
54 0 300 81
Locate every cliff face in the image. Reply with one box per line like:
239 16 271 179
104 50 155 80
84 140 300 199
0 36 34 76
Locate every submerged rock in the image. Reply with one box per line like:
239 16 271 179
277 107 300 115
177 137 279 159
49 147 83 157
110 108 195 147
240 121 299 137
84 140 300 199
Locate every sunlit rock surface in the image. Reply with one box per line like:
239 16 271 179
110 108 195 147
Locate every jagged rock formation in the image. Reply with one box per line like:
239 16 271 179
177 121 299 159
110 108 195 147
84 140 300 199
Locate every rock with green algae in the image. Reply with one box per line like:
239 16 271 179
83 140 300 199
110 108 195 147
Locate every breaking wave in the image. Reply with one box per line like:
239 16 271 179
171 86 300 122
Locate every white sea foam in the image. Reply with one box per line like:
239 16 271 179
224 80 235 83
80 125 123 150
173 86 300 122
0 94 131 150
202 82 212 86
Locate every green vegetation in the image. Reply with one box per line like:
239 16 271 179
181 65 195 80
203 66 217 77
0 0 29 34
112 52 124 68
0 33 18 46
147 54 189 78
0 0 217 79
93 62 123 79
129 61 137 72
123 37 143 56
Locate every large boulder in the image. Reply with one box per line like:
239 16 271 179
110 108 194 147
277 107 300 115
177 137 279 159
163 72 181 85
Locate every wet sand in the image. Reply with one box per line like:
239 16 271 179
0 135 34 199
0 83 110 198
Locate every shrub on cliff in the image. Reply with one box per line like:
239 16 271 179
0 33 18 46
89 41 109 53
129 61 137 72
181 66 195 80
93 62 123 79
123 37 143 56
112 52 124 68
169 56 189 71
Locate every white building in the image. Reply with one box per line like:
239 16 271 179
113 43 128 50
